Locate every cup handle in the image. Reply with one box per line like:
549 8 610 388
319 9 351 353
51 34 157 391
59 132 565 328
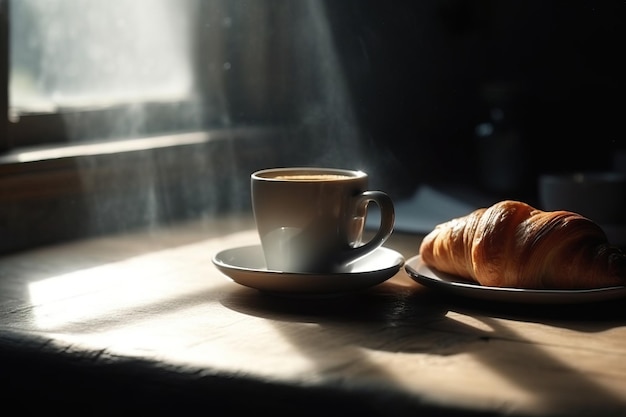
346 190 395 262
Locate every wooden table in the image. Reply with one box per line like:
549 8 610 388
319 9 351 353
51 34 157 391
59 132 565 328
1 214 625 416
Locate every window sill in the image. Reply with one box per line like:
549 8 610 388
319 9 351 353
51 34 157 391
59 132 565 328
0 126 302 254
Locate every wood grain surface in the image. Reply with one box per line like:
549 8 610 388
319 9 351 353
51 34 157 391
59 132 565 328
1 214 625 416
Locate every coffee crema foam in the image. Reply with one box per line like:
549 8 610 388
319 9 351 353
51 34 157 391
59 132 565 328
273 174 351 181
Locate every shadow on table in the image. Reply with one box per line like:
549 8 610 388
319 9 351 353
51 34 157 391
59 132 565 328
220 277 626 415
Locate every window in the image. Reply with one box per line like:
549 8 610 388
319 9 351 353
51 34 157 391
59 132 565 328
8 0 205 147
11 1 193 114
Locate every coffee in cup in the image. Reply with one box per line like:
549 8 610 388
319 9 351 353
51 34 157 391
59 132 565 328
251 167 395 272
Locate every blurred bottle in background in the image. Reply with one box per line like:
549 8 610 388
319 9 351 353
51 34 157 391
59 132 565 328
474 81 532 201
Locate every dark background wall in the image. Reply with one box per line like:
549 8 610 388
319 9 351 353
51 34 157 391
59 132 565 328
322 0 625 201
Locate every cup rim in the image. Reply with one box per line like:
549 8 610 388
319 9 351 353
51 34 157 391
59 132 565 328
252 167 367 181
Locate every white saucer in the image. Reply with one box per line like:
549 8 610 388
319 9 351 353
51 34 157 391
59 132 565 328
212 245 404 296
405 254 626 304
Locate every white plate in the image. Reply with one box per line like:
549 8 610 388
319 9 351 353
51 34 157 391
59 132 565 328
212 245 404 296
405 254 626 304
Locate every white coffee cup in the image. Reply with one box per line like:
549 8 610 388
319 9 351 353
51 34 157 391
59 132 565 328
251 167 395 272
538 171 626 225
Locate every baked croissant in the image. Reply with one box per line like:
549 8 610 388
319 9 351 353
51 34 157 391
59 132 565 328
419 200 626 289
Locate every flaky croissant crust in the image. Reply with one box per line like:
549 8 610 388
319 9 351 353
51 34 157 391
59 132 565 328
419 200 626 289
